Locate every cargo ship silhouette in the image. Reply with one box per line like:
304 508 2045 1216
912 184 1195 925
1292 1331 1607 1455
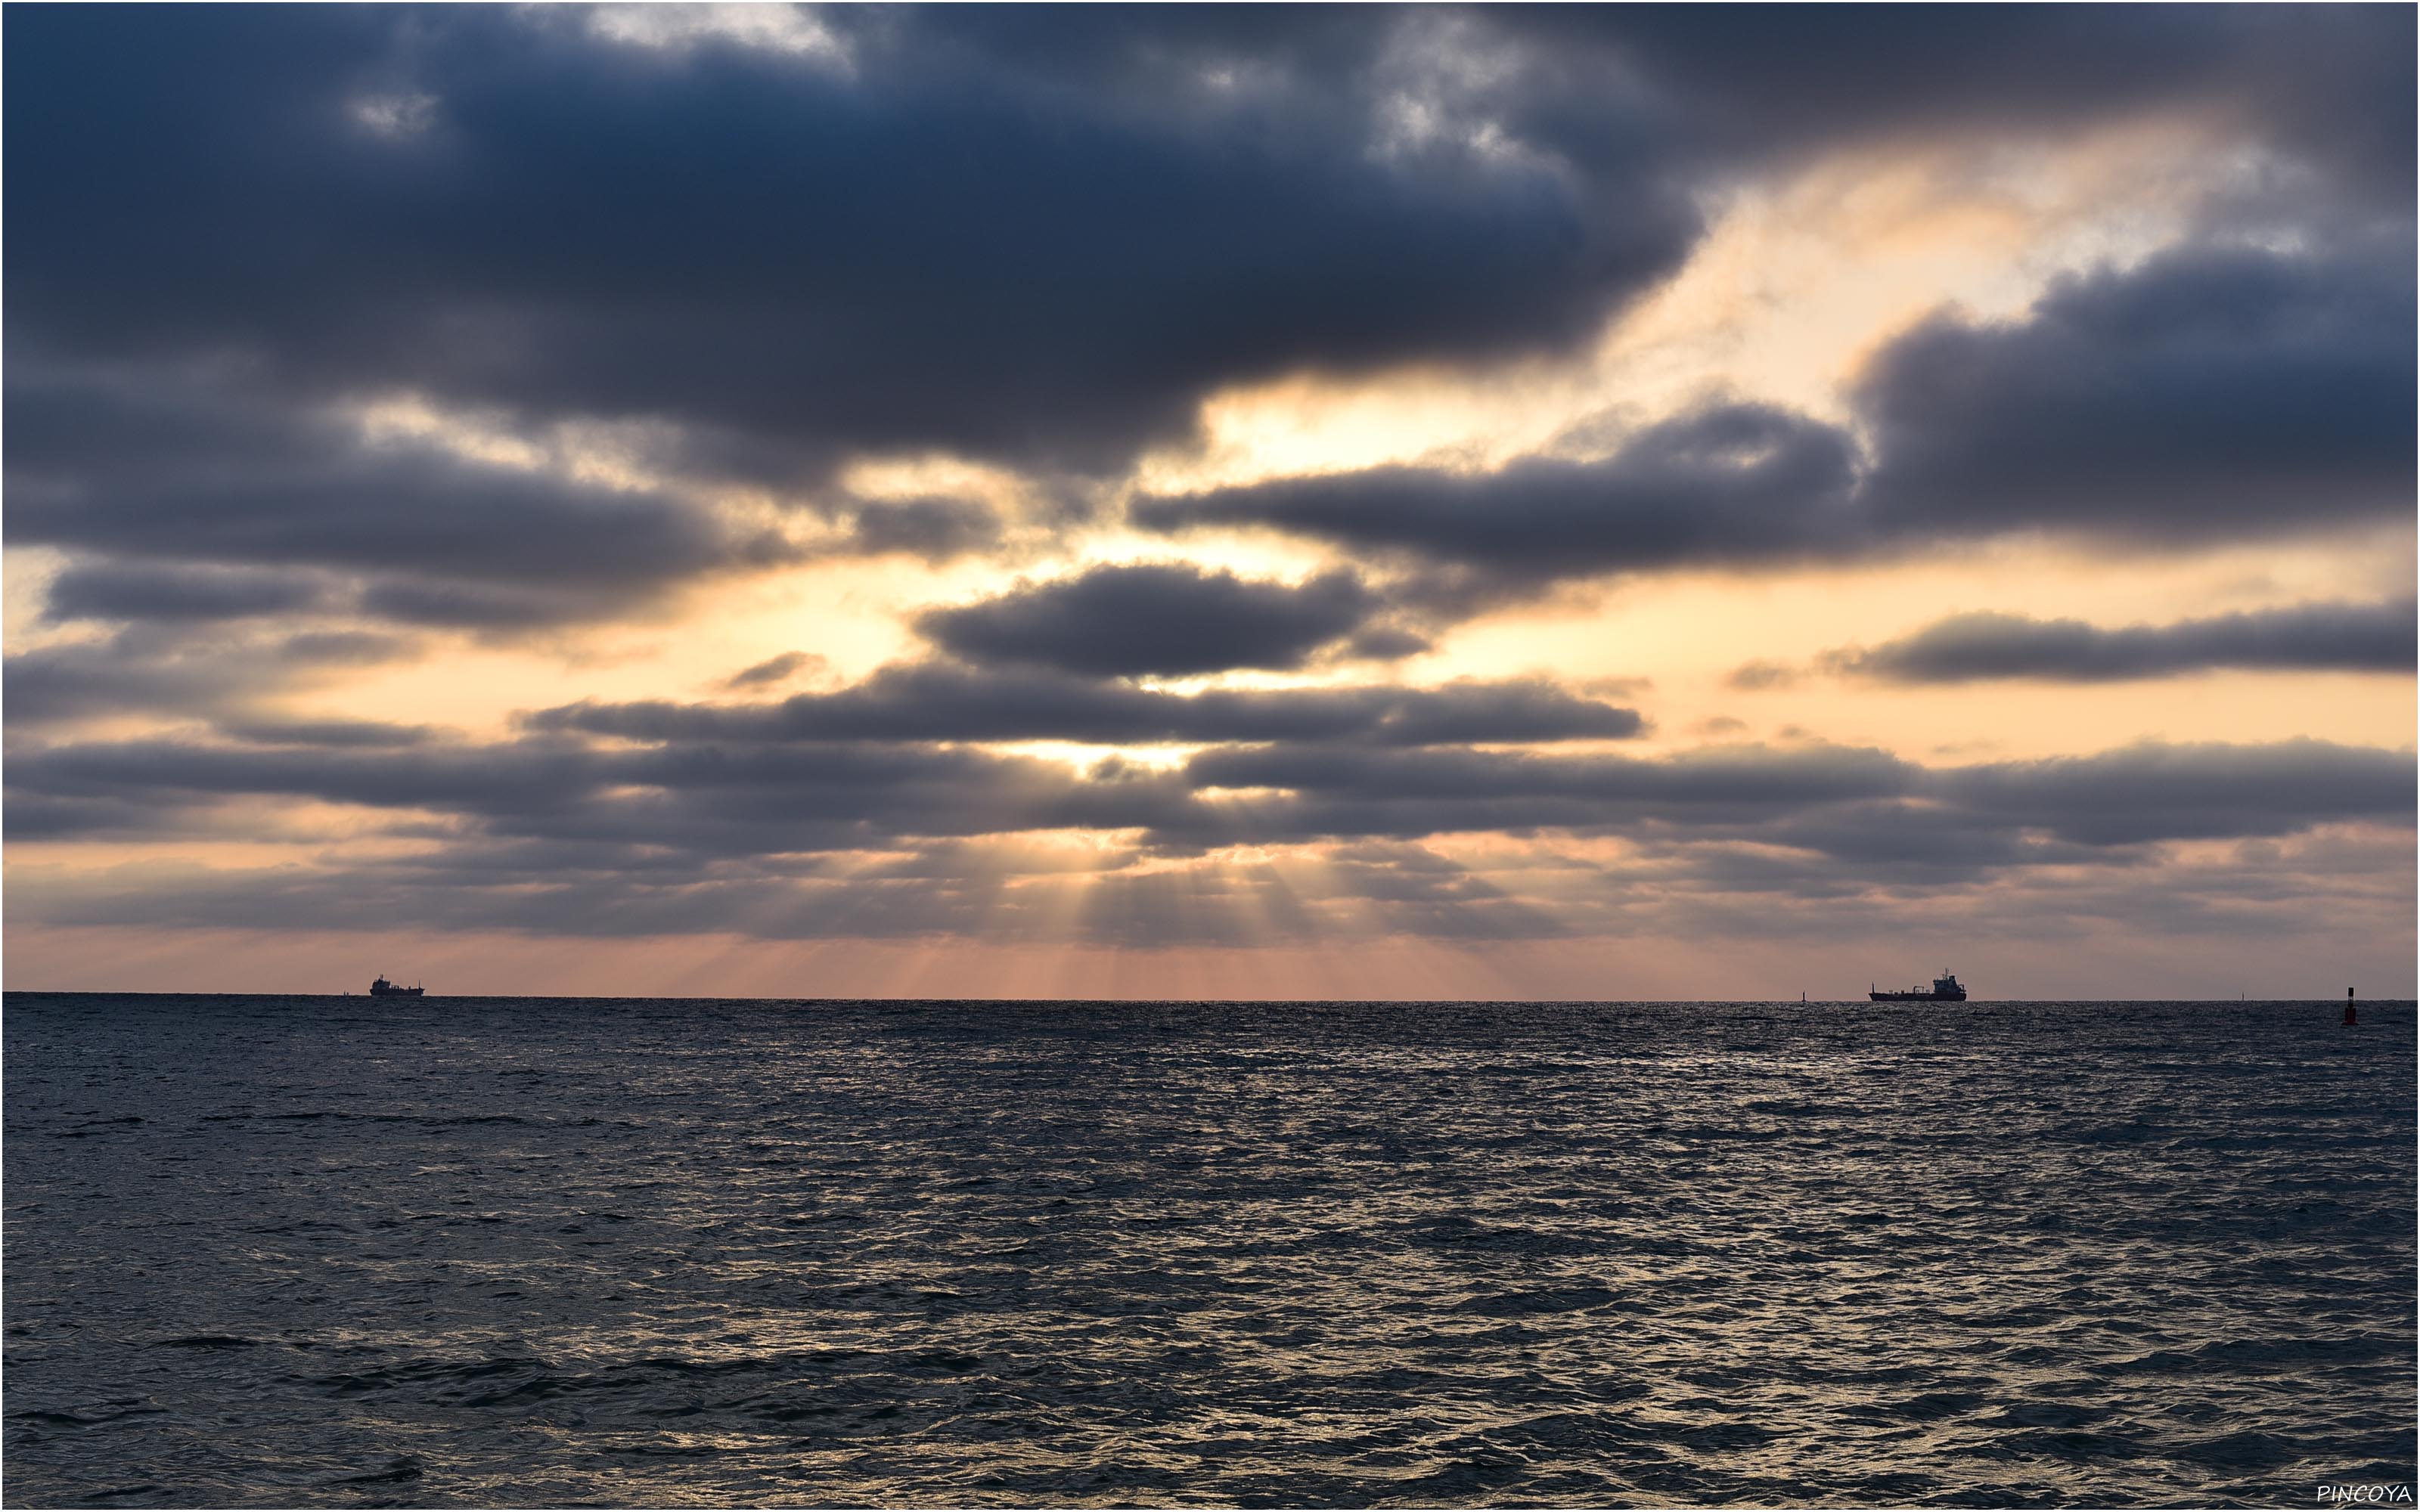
368 974 424 998
1871 971 1966 1002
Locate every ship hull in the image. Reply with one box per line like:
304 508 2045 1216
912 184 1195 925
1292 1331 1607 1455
1870 989 1966 1001
368 985 424 997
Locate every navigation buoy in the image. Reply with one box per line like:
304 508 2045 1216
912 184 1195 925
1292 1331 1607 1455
2344 987 2356 1027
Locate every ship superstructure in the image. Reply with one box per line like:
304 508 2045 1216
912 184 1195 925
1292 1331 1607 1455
1870 971 1966 1002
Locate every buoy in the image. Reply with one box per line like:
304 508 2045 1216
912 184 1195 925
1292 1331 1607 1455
2344 987 2356 1027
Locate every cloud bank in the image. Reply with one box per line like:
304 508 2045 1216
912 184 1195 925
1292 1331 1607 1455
4 6 2410 985
1817 600 2418 684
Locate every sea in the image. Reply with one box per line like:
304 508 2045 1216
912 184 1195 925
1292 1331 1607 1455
4 994 2412 1507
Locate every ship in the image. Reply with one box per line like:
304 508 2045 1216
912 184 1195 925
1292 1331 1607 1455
368 974 424 998
1871 971 1966 1002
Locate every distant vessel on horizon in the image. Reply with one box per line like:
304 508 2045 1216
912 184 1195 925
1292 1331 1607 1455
368 974 424 998
1872 971 1967 1002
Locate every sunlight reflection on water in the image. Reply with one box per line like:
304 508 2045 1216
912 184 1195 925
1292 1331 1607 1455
5 995 2413 1505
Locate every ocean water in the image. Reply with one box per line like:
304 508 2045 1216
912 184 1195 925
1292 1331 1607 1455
4 994 2412 1508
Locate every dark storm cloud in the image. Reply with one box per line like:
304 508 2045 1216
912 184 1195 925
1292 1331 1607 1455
1934 739 2415 847
917 564 1412 677
4 5 1697 477
8 6 2415 954
210 717 439 750
10 836 1534 950
530 666 1644 748
600 739 1178 857
1134 405 1864 589
17 702 440 835
8 379 799 631
42 562 334 624
355 580 657 631
1819 599 2418 683
33 816 2405 949
7 851 1039 943
1506 5 2415 192
10 720 2408 938
4 629 416 730
1141 236 2415 584
843 498 1005 564
8 737 607 825
1856 240 2417 541
1742 801 2112 880
1181 740 1925 842
2 732 1208 859
23 717 2398 869
8 5 2406 499
5 5 2408 683
1168 739 2415 852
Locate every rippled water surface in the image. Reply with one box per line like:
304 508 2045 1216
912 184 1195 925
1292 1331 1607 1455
5 995 2412 1507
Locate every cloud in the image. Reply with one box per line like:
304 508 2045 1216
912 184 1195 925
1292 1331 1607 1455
1857 239 2416 542
843 497 1003 563
529 666 1646 748
1170 739 2415 855
9 728 2404 943
916 562 1413 677
5 734 1211 860
5 7 1697 476
1933 739 2416 847
209 717 438 749
5 835 1565 950
1516 8 2414 193
8 7 2407 497
1724 662 1802 692
1135 404 1865 590
8 377 799 631
5 7 2413 967
1181 740 1927 843
1140 237 2416 590
41 562 335 624
584 4 852 66
23 710 2398 873
1738 799 2107 879
721 651 831 692
1818 600 2417 683
4 628 417 731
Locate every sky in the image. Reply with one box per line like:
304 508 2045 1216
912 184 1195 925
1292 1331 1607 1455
5 4 2414 999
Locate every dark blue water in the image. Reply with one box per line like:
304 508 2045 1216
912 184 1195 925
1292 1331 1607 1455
5 995 2412 1506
